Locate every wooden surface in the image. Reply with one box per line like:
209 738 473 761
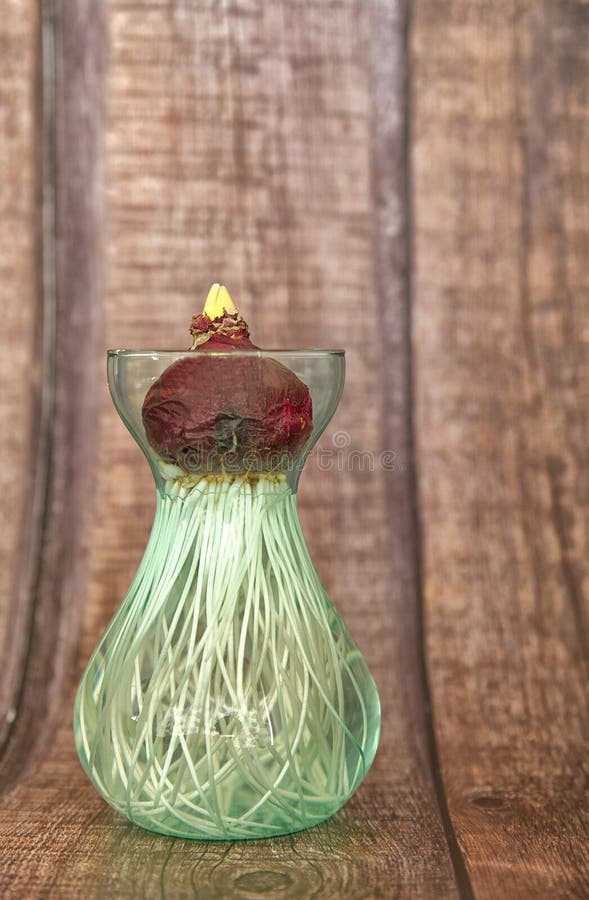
0 0 38 762
414 2 589 897
0 0 588 897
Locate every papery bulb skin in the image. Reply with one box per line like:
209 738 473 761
142 285 313 474
142 353 312 474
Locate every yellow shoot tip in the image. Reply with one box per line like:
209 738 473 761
203 283 237 320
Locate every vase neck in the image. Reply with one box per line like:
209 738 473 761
153 471 301 504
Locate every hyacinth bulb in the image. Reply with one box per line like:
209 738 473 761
74 287 380 840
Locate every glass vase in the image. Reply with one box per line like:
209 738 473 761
74 349 381 840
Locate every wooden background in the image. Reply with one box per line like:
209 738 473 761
1 0 588 897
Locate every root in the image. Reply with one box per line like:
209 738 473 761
74 476 376 839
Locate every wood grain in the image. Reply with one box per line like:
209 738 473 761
84 0 455 894
0 0 106 792
2 0 588 896
0 0 457 897
413 0 589 896
0 0 39 758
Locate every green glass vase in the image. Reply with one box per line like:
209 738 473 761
74 349 380 840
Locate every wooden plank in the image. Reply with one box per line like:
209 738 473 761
1 1 458 897
0 1 40 756
413 0 589 896
0 0 106 793
84 0 455 893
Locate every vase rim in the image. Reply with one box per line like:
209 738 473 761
107 348 345 358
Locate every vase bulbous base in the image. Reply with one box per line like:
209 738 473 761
74 476 380 840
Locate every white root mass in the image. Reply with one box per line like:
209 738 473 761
75 476 376 839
